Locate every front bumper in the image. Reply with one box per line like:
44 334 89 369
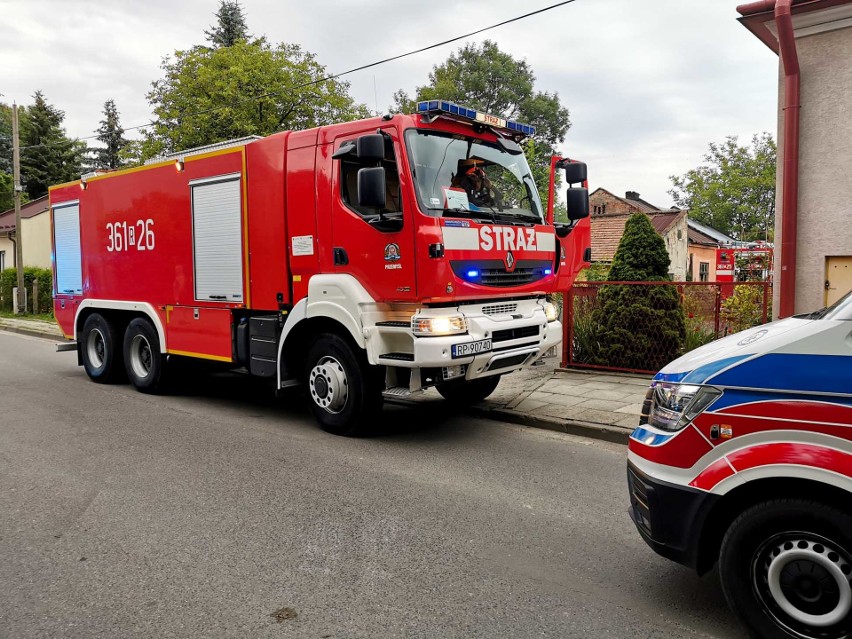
366 298 561 382
627 461 718 572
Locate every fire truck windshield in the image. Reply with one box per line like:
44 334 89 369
405 129 544 223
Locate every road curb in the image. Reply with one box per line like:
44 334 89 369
468 405 631 444
0 323 66 342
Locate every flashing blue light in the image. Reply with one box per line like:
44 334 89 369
415 100 536 137
466 269 480 279
544 268 553 275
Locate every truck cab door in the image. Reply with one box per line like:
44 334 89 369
329 129 417 301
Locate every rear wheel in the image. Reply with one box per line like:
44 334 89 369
81 313 123 383
123 318 166 393
719 499 852 639
304 333 382 436
436 375 500 404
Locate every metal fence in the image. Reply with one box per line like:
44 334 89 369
561 281 771 375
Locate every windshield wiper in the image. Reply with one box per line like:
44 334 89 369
426 207 496 224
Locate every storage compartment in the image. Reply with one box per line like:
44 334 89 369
248 315 280 377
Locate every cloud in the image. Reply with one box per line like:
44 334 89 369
2 0 779 207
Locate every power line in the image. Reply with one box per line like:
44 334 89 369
14 0 577 152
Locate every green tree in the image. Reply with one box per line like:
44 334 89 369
392 40 570 199
142 39 369 158
20 91 87 199
0 104 13 210
593 214 685 371
205 0 251 48
94 99 127 170
669 133 776 242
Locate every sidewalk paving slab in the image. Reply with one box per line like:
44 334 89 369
0 317 66 341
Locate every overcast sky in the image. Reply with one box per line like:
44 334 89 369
2 0 779 207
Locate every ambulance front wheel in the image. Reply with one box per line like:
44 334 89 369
123 318 166 394
305 333 383 437
81 313 124 383
719 499 852 639
436 375 501 404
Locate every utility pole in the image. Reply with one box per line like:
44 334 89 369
12 102 24 313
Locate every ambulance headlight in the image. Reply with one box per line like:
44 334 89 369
648 383 722 431
543 302 559 322
412 314 468 336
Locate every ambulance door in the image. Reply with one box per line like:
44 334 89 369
329 128 417 301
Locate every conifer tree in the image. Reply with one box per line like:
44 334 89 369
593 214 685 370
205 0 250 48
94 99 127 170
20 91 86 199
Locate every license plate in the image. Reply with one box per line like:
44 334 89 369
451 339 492 359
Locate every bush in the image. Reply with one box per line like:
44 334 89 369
577 262 610 282
721 284 767 334
592 214 685 371
0 267 53 314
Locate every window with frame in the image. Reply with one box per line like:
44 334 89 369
340 136 402 218
699 262 710 282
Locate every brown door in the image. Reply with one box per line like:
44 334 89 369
825 256 852 306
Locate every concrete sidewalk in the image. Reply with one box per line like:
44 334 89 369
0 317 647 443
0 316 65 341
408 355 650 444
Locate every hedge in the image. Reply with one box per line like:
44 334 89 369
0 267 53 314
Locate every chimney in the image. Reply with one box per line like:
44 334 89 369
625 191 640 200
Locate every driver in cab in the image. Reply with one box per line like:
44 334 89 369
450 158 502 210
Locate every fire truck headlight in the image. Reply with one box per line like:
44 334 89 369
648 383 722 431
543 302 559 322
412 314 468 336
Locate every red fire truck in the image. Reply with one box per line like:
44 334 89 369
49 101 590 435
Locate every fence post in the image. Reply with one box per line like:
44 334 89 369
32 279 39 315
563 286 574 368
714 284 722 337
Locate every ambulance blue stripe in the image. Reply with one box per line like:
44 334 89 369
629 426 675 446
681 354 752 385
707 353 852 395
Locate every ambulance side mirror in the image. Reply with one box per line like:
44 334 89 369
357 167 386 209
566 187 589 222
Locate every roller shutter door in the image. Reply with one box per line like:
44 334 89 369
191 176 244 302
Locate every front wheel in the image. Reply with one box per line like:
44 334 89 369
123 318 166 393
719 499 852 639
436 375 500 404
304 333 383 437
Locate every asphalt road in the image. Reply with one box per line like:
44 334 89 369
0 331 745 639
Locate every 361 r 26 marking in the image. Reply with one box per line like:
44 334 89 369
106 219 155 252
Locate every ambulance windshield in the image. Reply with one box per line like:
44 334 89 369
405 129 544 223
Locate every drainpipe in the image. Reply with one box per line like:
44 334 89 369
737 0 801 317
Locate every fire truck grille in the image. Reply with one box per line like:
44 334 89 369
482 303 518 315
492 325 540 343
451 260 552 288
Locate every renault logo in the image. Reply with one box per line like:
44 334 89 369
506 251 515 271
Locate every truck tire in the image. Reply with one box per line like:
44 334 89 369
123 318 166 394
304 333 382 437
719 499 852 639
81 313 124 383
436 375 500 404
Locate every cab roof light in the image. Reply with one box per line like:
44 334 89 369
416 100 536 137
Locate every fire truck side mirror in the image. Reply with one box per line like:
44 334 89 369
356 134 386 162
566 187 589 222
357 167 386 209
563 161 587 185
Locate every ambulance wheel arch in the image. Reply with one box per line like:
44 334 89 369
75 301 168 352
694 476 852 577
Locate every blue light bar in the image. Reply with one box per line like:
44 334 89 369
416 100 536 137
466 269 480 278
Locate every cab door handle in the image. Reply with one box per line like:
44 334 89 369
334 248 349 266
